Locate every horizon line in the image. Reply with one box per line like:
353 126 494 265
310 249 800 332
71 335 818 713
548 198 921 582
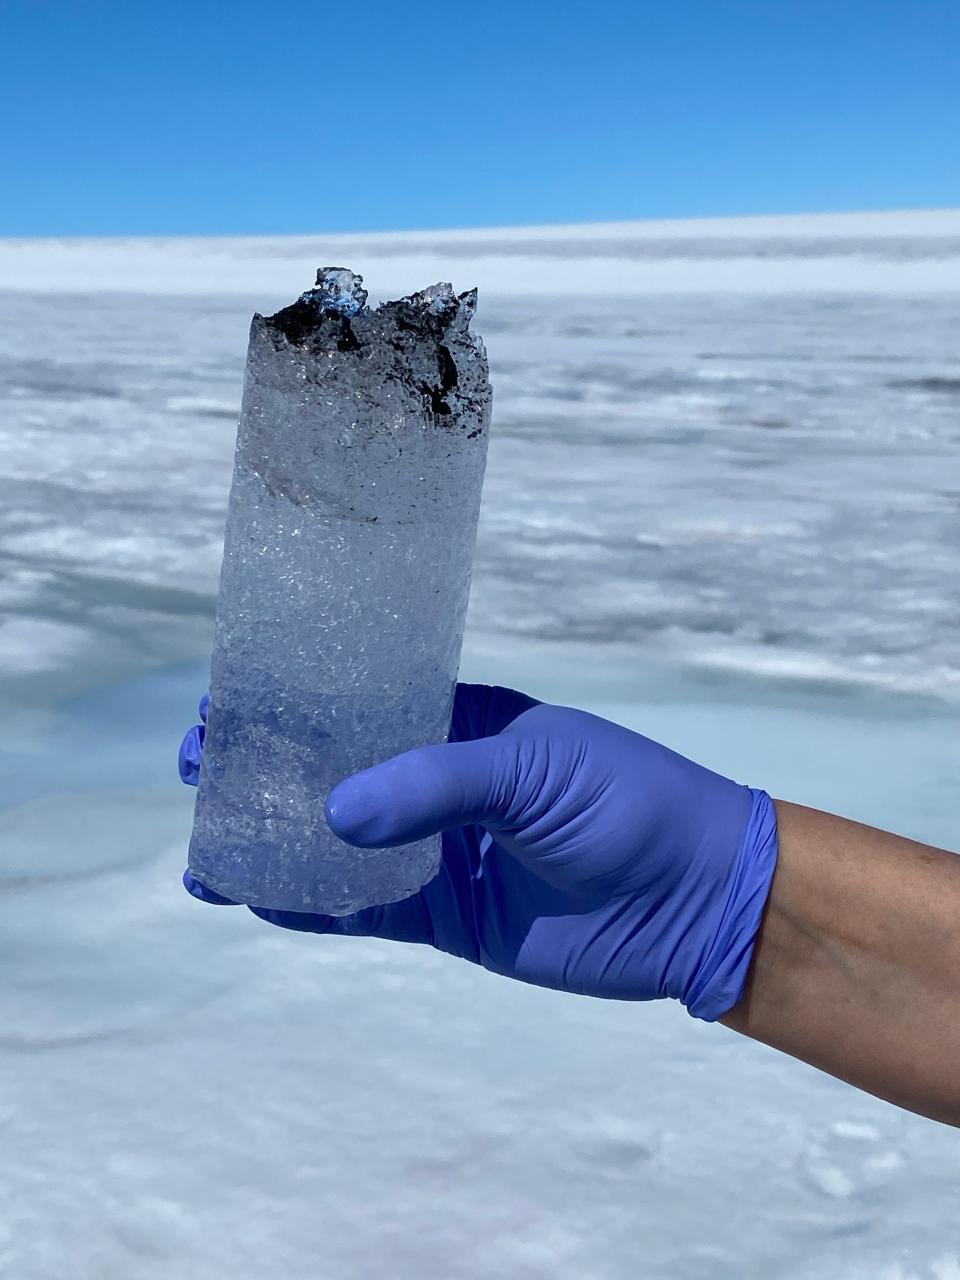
3 206 960 247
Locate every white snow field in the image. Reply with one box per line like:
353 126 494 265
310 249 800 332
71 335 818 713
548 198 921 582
0 211 958 1278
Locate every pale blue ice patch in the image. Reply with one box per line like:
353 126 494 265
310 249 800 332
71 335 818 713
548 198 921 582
306 265 369 316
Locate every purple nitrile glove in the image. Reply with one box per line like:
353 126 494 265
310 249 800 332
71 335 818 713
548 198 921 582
180 683 778 1020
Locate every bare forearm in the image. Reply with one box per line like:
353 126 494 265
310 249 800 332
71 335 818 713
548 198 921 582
720 800 960 1127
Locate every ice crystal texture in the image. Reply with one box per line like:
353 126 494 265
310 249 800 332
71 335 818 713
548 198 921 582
188 270 492 913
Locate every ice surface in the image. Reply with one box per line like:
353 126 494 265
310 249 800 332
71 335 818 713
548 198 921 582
2 666 959 1280
1 285 959 711
188 271 492 913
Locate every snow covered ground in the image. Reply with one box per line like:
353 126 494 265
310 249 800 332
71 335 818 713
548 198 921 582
0 212 958 1277
2 207 960 296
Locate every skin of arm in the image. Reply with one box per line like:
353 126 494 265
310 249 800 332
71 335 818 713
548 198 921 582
720 801 960 1128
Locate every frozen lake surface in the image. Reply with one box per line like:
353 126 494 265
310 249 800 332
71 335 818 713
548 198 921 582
0 216 958 1277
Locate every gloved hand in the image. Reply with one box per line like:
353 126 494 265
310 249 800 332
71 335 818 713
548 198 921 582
180 683 778 1020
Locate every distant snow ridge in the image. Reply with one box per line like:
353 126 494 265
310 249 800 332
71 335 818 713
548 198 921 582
2 209 960 296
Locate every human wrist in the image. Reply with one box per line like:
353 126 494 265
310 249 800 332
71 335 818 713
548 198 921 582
682 787 780 1022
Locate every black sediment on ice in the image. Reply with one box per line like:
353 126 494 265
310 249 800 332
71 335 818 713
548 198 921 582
259 267 489 427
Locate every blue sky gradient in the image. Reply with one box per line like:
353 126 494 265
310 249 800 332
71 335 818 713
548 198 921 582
1 0 958 235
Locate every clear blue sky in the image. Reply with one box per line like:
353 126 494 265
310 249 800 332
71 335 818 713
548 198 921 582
1 0 958 236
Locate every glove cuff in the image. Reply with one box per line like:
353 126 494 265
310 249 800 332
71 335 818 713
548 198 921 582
683 787 779 1022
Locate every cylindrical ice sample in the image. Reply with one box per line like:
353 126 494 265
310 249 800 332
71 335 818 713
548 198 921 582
188 268 492 914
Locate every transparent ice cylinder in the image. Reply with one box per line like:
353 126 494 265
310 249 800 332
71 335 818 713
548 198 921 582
188 269 492 913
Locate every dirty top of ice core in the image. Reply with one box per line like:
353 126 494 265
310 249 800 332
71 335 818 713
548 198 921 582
264 267 480 350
